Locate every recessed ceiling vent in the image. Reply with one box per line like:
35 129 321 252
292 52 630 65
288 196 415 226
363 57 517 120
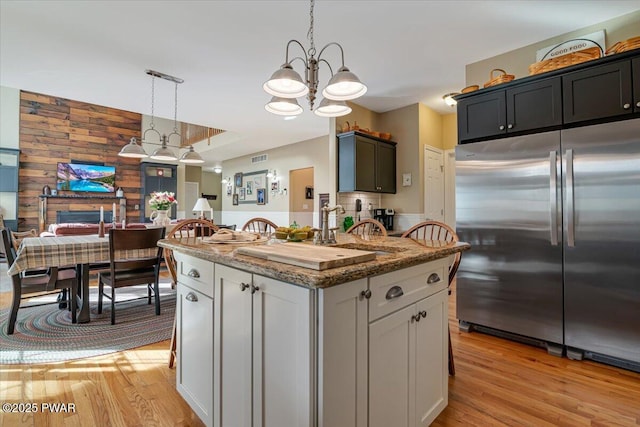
251 154 268 164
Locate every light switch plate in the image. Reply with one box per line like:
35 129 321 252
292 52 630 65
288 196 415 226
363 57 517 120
402 173 412 187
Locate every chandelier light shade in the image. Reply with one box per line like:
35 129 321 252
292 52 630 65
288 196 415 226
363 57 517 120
263 0 366 117
119 69 207 164
119 137 148 158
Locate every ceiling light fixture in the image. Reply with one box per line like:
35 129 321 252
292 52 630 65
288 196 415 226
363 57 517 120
213 166 222 174
443 92 459 107
263 0 366 118
118 70 204 164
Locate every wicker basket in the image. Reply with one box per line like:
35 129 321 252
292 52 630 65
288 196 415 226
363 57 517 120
529 47 602 75
606 36 640 55
461 85 479 94
483 69 515 88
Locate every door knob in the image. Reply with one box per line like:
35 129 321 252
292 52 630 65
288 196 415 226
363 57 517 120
623 103 631 110
499 125 505 130
360 289 372 299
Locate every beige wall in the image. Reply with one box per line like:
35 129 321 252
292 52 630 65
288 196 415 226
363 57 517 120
201 171 222 223
466 10 640 86
442 113 457 151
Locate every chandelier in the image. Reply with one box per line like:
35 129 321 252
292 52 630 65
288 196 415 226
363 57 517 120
118 70 205 164
263 0 367 117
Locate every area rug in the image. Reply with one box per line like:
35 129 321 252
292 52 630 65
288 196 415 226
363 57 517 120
0 284 176 364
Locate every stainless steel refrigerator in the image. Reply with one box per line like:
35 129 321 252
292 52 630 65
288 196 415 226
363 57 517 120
455 118 640 370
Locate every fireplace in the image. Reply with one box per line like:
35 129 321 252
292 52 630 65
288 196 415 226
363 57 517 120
56 210 113 224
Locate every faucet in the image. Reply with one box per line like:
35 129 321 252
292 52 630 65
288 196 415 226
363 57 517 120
319 203 345 244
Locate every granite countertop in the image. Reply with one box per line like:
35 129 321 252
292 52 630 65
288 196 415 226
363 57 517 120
158 234 470 289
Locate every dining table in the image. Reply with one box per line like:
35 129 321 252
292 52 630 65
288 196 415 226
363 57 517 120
7 234 160 323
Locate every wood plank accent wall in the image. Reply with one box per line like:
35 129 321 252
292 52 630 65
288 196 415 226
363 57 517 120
18 91 143 231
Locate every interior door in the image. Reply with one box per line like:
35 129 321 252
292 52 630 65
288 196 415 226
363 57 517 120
424 146 444 222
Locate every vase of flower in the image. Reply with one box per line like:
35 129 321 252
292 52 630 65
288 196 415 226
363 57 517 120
150 209 171 227
148 191 177 226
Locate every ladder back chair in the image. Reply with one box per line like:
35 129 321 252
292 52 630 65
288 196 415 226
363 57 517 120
98 227 165 325
0 228 78 334
401 220 461 376
164 218 219 368
241 217 278 237
346 218 388 238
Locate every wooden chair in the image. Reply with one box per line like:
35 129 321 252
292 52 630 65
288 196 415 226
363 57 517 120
346 218 388 237
241 217 277 237
98 227 165 325
164 219 219 368
401 221 461 376
10 229 38 251
0 228 78 335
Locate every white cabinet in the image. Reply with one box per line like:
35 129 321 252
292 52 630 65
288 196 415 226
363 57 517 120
176 282 214 427
369 290 448 427
214 264 312 427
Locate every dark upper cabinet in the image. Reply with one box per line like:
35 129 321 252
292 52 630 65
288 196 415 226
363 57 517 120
458 77 562 142
562 60 633 123
338 131 396 194
633 57 640 113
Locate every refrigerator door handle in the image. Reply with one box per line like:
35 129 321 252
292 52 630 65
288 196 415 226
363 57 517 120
549 151 558 246
566 149 575 247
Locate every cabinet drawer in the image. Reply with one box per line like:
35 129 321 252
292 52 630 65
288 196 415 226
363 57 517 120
175 253 214 298
369 259 448 322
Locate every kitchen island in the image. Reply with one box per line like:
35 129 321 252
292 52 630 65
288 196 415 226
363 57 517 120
159 234 469 427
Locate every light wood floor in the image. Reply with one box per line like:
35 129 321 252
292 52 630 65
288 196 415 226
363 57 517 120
1 274 638 426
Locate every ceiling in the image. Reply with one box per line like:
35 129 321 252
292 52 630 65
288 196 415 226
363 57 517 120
2 1 639 169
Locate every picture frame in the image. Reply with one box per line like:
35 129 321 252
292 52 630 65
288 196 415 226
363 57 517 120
226 185 232 196
234 172 243 189
305 186 314 199
246 180 253 195
232 193 239 206
238 169 268 204
256 188 266 205
239 188 246 200
270 181 279 192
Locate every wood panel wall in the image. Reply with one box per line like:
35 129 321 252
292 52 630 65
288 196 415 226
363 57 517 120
18 91 143 231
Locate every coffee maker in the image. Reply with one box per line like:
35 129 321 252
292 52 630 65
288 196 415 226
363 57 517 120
374 208 395 231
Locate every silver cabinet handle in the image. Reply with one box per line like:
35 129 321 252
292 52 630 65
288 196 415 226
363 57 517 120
427 273 440 284
386 286 404 300
507 123 513 129
187 269 200 278
360 289 372 299
185 292 198 302
623 103 631 110
499 125 505 130
566 149 575 247
549 151 558 246
251 284 260 294
240 282 250 292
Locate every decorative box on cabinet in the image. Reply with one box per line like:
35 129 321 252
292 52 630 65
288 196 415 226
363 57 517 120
562 59 634 123
457 77 562 142
338 131 397 193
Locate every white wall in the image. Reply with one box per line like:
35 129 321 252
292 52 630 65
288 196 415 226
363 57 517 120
0 86 20 149
220 134 331 229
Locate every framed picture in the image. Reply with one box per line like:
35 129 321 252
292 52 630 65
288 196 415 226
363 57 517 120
257 188 266 205
305 186 314 199
232 193 239 206
239 169 268 204
226 185 232 196
234 172 243 189
270 181 279 192
239 188 246 200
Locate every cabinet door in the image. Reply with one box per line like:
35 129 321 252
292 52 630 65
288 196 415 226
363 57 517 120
252 275 312 427
563 60 633 124
506 77 562 133
414 291 448 427
369 304 415 427
457 91 506 141
214 265 253 427
633 57 640 113
177 283 214 427
354 136 378 192
377 141 396 193
318 279 368 427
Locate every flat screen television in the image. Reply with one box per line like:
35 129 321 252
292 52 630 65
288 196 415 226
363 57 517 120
57 162 116 193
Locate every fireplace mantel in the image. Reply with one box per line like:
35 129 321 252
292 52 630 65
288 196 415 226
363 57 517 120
38 195 127 233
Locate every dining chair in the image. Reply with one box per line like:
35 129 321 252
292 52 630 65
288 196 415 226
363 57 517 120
346 218 388 237
241 217 278 237
163 218 219 368
1 228 78 335
98 227 165 325
401 220 461 376
10 229 38 251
